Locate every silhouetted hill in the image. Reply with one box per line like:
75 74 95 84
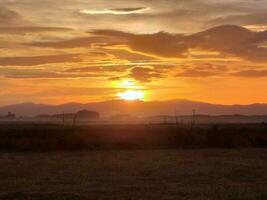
0 99 267 117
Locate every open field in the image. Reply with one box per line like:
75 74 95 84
0 149 267 200
1 124 267 199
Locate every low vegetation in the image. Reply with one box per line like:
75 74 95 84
0 123 266 151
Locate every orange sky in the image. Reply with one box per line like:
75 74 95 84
0 0 267 105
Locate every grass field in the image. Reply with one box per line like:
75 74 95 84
1 149 267 200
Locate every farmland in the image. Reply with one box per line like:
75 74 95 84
0 123 267 199
0 149 267 200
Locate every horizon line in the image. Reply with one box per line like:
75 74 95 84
1 98 267 108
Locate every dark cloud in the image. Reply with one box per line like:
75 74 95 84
93 30 186 58
0 54 80 66
108 76 121 81
129 66 163 82
93 25 267 62
232 69 267 78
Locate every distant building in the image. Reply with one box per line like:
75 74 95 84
0 112 16 120
75 110 100 120
36 110 100 122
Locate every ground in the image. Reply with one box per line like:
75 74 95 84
0 149 267 200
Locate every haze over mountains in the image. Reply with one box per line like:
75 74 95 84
0 100 267 117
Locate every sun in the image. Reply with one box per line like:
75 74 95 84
118 90 145 101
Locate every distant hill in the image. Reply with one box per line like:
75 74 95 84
0 99 267 117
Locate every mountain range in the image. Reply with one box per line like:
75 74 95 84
0 100 267 117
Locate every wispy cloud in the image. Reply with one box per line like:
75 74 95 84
0 54 80 66
79 7 150 15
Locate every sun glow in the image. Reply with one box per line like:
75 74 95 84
118 90 145 101
118 80 141 89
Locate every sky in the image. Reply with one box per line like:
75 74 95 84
0 0 267 105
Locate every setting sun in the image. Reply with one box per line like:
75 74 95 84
118 90 145 101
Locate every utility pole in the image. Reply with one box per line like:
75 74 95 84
162 115 166 125
174 108 179 126
192 109 196 128
72 113 79 128
180 115 183 128
62 111 65 125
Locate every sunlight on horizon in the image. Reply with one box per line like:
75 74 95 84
116 79 146 101
118 90 145 101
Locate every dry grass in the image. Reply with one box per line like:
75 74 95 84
0 149 267 199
